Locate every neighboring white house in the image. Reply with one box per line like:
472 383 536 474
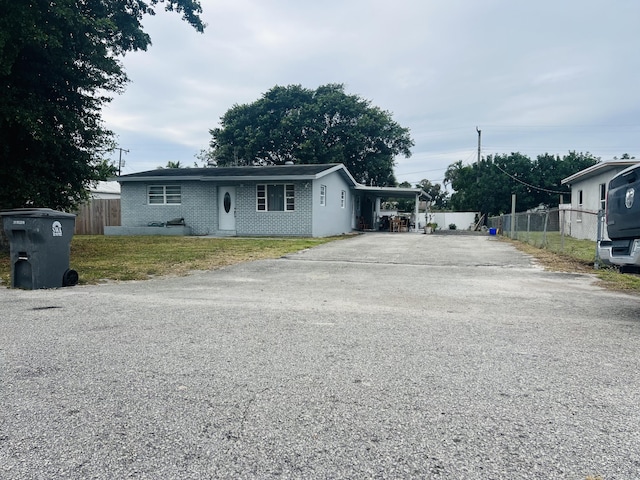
90 181 121 199
561 160 639 240
74 181 122 235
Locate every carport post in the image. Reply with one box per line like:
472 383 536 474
414 194 420 232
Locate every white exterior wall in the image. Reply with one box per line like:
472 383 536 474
312 172 354 237
90 181 121 199
560 165 628 240
567 174 606 240
569 172 612 213
566 167 631 241
427 212 478 230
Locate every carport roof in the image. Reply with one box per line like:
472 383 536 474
355 185 431 200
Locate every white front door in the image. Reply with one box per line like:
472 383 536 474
218 186 236 231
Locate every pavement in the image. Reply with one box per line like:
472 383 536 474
2 232 640 479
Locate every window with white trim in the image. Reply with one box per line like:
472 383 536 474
257 184 295 211
340 190 346 208
148 185 181 204
320 185 327 206
599 183 606 211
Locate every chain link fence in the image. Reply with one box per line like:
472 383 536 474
488 208 604 262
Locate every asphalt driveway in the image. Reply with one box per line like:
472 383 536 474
2 233 640 479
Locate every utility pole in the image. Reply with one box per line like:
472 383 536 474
476 126 481 163
116 147 129 176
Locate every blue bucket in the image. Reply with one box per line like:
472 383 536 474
489 228 497 236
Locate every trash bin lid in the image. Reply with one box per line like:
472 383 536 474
0 208 76 218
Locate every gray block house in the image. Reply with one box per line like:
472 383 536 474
109 163 427 237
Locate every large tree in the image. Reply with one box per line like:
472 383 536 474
0 0 204 211
207 84 414 186
444 151 599 216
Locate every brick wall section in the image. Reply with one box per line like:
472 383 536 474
188 182 217 234
121 181 217 235
235 181 313 236
121 180 315 236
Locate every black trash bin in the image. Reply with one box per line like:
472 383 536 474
1 208 78 289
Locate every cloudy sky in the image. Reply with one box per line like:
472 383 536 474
103 0 640 186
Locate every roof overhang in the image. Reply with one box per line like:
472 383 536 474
561 160 640 185
115 174 335 182
113 163 359 186
354 185 431 200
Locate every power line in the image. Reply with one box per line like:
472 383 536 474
494 164 567 195
396 167 448 176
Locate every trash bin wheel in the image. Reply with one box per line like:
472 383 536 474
62 269 79 287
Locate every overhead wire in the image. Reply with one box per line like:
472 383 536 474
493 164 567 195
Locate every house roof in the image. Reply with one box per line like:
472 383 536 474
115 162 429 199
91 181 121 194
115 163 358 185
561 160 640 185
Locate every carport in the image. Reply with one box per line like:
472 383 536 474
354 185 430 231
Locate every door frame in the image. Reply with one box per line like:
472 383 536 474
218 186 236 232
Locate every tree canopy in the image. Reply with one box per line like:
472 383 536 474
415 179 449 210
0 0 204 211
206 84 415 186
443 151 599 216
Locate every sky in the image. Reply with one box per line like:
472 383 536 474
102 0 640 187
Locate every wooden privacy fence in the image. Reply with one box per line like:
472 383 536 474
74 199 121 235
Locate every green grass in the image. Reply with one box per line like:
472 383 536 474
512 230 598 263
507 233 640 294
0 235 343 286
594 267 640 292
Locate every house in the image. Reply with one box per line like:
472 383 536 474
90 181 121 199
561 160 640 240
73 181 122 235
106 163 428 237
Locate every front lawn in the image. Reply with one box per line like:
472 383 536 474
0 235 342 286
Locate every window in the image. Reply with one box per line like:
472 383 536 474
341 190 346 208
257 184 294 211
577 189 583 222
320 185 327 206
599 183 606 212
148 185 181 204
